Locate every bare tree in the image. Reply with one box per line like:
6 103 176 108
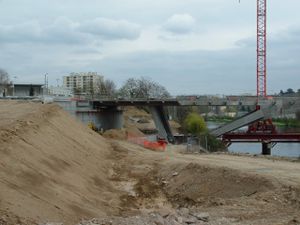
0 68 10 85
118 78 139 98
0 68 11 96
118 77 170 99
104 79 116 96
94 78 117 97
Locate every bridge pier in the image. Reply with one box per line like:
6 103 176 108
262 142 272 155
75 106 123 131
55 100 123 131
97 106 123 130
149 106 175 143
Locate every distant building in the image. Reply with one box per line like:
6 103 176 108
48 86 73 97
63 72 103 95
12 84 43 97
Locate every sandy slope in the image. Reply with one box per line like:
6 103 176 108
0 101 122 224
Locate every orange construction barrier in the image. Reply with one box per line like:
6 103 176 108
127 133 167 151
143 140 166 151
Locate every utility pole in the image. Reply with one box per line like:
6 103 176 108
44 73 48 95
56 78 60 87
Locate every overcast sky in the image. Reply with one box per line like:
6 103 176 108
0 0 299 95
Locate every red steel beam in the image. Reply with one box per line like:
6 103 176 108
223 133 300 143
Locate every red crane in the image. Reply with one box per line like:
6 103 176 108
239 0 267 98
257 0 267 98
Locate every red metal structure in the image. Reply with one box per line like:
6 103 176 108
223 133 300 143
257 0 267 98
221 0 300 154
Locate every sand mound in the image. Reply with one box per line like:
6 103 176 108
102 126 145 140
0 101 121 225
103 129 127 140
123 107 152 121
123 106 180 134
169 120 181 133
157 162 274 206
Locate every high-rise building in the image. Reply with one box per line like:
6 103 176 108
63 72 102 95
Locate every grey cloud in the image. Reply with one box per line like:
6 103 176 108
43 18 86 44
93 49 256 95
0 17 141 45
93 26 300 95
78 18 141 40
0 21 41 43
163 14 196 34
0 18 87 45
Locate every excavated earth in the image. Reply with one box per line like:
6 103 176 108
0 100 300 225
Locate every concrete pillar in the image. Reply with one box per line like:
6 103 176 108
56 100 123 131
262 142 271 155
149 106 175 143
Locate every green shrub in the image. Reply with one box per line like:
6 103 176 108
184 112 207 136
201 132 227 152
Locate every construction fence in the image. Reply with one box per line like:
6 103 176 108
127 133 167 151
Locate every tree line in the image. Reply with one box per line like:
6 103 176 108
279 88 300 96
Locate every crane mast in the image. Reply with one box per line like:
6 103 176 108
257 0 267 98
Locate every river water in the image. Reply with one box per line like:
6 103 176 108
207 122 300 158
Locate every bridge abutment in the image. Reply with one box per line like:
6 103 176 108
55 100 123 131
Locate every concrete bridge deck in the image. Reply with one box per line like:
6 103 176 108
89 96 300 107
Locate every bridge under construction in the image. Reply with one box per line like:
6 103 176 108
54 95 300 155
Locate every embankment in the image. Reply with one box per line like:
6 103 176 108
0 101 121 224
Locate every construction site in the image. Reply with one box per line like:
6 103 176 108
0 99 299 225
1 0 300 224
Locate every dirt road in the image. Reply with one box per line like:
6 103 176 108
165 145 300 186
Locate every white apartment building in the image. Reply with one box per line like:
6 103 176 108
63 72 103 95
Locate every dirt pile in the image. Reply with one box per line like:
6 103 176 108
169 120 181 134
102 127 145 140
101 107 152 140
122 106 181 135
102 129 128 140
0 101 122 225
123 107 152 122
105 141 300 225
157 162 274 206
123 107 156 134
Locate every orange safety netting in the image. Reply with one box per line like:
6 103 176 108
127 133 167 151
